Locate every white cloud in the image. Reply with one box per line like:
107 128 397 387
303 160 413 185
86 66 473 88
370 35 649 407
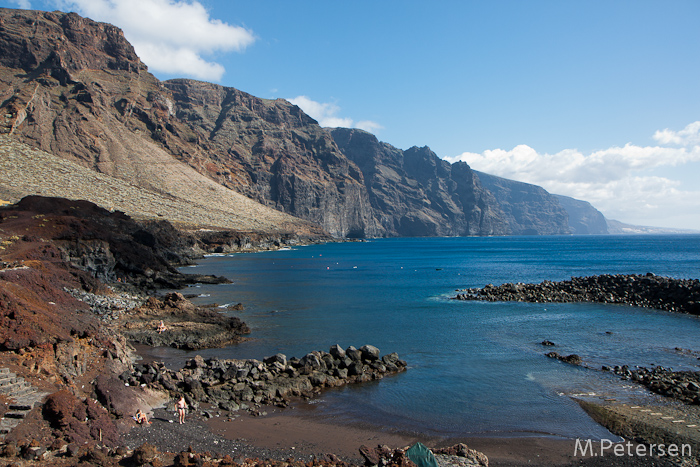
356 120 384 133
653 121 700 146
54 0 254 81
12 0 32 8
288 96 382 133
447 121 700 229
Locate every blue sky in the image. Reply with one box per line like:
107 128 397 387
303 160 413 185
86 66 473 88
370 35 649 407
3 0 700 230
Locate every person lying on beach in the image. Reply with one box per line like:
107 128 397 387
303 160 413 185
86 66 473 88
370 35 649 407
135 409 150 425
156 320 167 333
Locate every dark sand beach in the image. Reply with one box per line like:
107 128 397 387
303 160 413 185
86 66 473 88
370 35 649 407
122 397 694 466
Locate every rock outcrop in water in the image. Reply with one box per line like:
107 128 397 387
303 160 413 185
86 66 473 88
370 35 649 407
118 292 250 350
454 273 700 315
607 365 700 405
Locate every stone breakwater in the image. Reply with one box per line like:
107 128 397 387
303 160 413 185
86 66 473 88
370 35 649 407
606 365 700 405
122 345 407 413
453 273 700 315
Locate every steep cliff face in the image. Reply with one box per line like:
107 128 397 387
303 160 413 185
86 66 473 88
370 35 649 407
162 79 381 238
474 172 571 235
0 8 154 170
0 8 377 238
331 128 509 236
0 8 596 239
553 194 608 235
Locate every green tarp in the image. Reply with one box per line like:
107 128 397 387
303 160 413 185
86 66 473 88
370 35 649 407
406 442 438 467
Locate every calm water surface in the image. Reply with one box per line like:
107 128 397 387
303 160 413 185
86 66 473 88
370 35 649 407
164 235 700 440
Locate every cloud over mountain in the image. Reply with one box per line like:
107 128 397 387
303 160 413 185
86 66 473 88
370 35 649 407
447 121 700 229
55 0 254 81
288 96 382 133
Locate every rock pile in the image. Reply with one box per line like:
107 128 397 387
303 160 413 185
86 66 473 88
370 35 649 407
122 345 407 411
606 365 700 405
454 273 700 315
65 287 145 321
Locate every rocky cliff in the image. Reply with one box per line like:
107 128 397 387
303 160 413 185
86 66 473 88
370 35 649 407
0 8 378 238
331 128 509 236
0 8 325 237
161 79 381 238
553 194 608 235
0 8 605 239
474 171 571 235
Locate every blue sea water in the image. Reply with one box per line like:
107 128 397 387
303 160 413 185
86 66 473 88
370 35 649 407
165 235 700 440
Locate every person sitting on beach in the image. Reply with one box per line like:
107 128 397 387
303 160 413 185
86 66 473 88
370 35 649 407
177 395 187 424
156 320 167 333
135 409 150 425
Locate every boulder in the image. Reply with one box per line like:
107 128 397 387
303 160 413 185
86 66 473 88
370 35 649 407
346 346 363 361
263 353 287 367
330 344 346 359
382 353 400 364
360 345 381 361
300 352 323 372
347 361 364 377
310 371 328 387
132 443 158 466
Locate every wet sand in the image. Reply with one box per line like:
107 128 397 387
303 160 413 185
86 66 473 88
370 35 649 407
205 404 588 466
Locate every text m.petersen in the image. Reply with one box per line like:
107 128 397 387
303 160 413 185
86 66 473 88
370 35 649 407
575 439 692 458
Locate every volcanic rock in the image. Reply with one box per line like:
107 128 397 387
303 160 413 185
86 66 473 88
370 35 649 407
454 273 700 315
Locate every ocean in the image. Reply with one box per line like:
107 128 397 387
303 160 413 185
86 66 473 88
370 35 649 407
160 235 700 440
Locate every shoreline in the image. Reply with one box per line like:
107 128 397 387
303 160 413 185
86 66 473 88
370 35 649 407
205 405 590 465
123 396 589 466
123 388 696 467
125 346 672 466
113 250 700 465
1 196 697 466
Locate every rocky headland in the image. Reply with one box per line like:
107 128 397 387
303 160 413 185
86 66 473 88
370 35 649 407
116 292 251 350
453 273 700 315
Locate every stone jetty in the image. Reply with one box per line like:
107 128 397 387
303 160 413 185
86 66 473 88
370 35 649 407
119 345 407 412
453 273 700 315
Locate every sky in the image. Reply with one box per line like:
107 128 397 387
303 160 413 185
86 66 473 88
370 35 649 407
3 0 700 230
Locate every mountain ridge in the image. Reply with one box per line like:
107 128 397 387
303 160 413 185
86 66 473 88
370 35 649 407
0 7 652 238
